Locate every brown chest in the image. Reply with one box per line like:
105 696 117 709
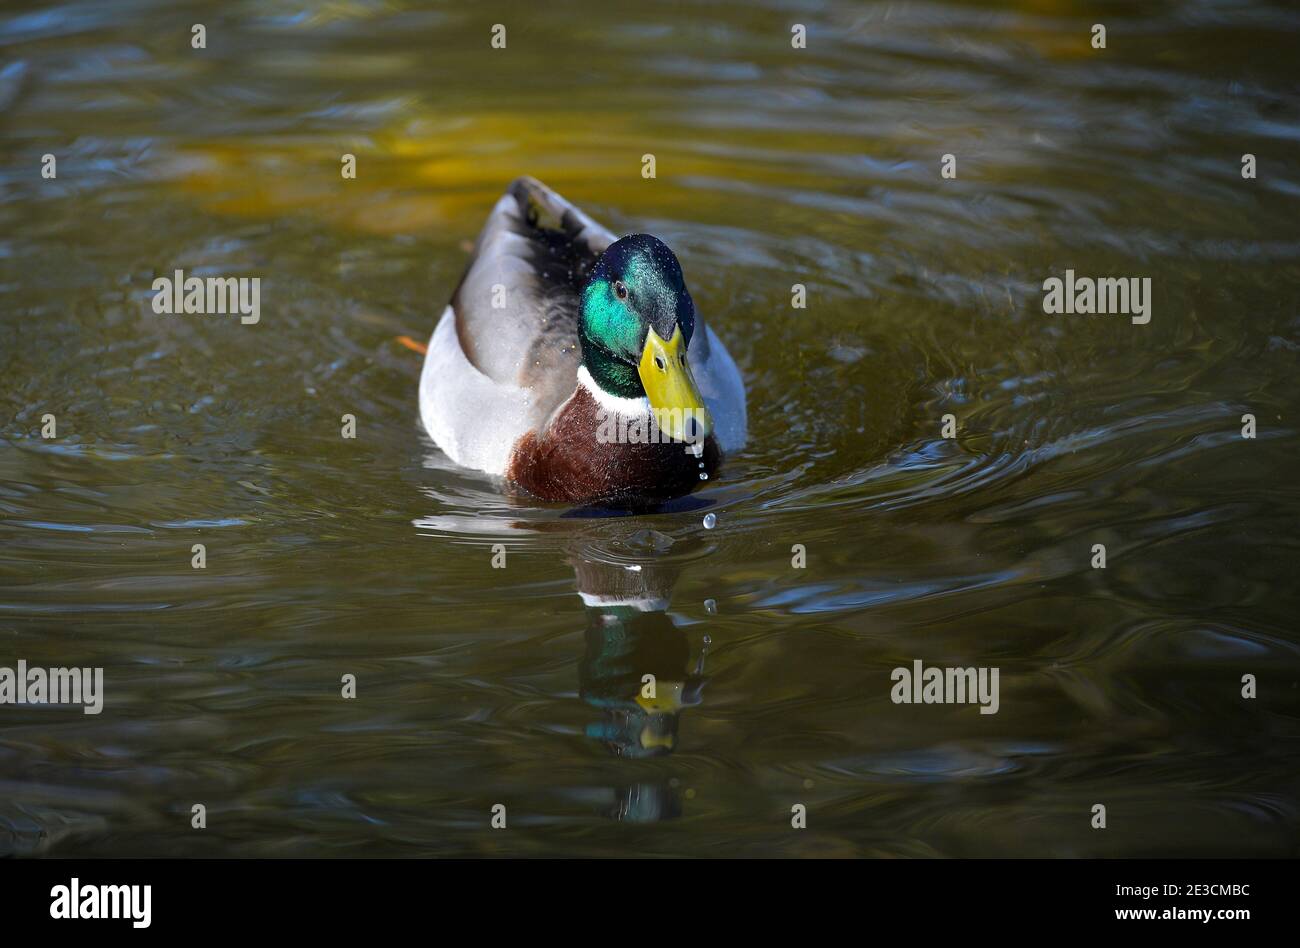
506 387 721 505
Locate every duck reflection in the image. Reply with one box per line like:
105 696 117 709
570 541 708 821
417 472 715 823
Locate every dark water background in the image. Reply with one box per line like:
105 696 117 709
1 0 1298 856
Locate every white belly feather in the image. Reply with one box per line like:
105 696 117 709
419 305 539 476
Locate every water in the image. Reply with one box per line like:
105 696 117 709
2 0 1298 857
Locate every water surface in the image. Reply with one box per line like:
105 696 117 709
1 0 1299 857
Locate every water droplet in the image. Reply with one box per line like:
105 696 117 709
703 602 716 617
699 472 708 480
702 512 716 529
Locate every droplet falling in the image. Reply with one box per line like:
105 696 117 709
702 512 717 529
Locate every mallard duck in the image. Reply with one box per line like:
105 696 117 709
419 176 746 504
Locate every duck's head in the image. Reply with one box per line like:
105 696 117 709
578 234 712 443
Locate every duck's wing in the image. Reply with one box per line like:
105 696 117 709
421 178 615 477
452 176 615 408
692 322 748 454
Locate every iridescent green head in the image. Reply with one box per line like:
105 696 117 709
578 234 711 439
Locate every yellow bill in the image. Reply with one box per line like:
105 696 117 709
638 325 713 444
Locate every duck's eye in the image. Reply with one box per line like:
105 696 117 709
613 281 628 300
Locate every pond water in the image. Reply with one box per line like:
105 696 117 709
1 0 1298 857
